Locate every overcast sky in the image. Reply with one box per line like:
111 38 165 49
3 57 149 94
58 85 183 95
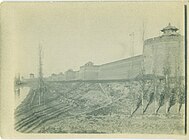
2 2 184 77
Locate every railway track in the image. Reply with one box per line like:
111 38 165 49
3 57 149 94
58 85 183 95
16 104 71 132
15 82 84 117
15 82 98 132
15 82 129 133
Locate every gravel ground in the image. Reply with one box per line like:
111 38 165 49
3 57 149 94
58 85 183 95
38 113 185 134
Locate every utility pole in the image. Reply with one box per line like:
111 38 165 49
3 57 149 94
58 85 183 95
153 68 157 114
141 66 145 114
129 32 135 78
164 57 171 114
38 43 44 105
152 46 157 114
129 32 135 115
141 22 145 114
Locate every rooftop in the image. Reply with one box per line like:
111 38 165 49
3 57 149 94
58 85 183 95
100 55 143 66
161 23 179 33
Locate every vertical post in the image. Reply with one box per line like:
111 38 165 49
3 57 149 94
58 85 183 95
141 67 145 114
152 43 157 114
129 32 135 115
132 33 135 115
164 64 170 115
155 79 160 114
129 32 135 79
141 22 145 114
38 43 43 105
153 74 157 114
153 44 157 114
165 74 168 114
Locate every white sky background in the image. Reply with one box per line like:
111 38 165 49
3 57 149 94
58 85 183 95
2 2 183 77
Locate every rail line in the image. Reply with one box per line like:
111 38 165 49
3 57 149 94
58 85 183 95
15 82 99 132
15 82 84 117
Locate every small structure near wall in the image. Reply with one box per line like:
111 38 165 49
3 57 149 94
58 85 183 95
30 73 35 79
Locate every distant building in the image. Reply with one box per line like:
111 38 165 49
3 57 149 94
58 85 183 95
30 73 35 79
48 73 65 81
79 62 99 80
65 69 78 81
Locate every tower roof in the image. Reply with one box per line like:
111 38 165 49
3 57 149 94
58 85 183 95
84 61 94 66
161 23 179 33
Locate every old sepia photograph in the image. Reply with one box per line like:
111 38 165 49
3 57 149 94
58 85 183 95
0 1 187 138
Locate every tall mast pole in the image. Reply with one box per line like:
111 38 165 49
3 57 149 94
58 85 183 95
153 47 157 114
142 22 145 114
129 32 135 115
130 32 135 76
38 43 43 105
